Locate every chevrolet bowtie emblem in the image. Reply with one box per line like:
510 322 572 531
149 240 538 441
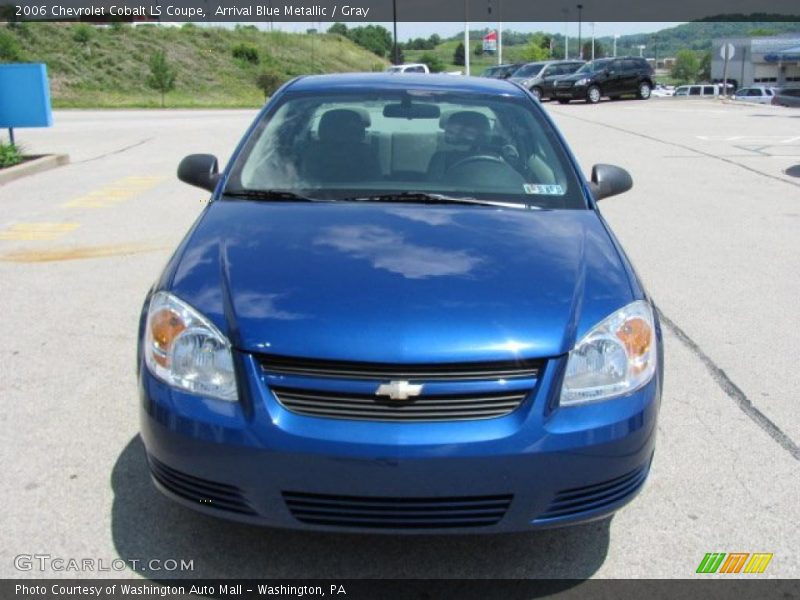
375 380 424 401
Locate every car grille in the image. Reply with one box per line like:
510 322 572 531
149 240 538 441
260 354 543 422
147 455 256 516
283 491 513 529
259 354 542 381
556 80 574 88
534 463 650 522
272 387 529 422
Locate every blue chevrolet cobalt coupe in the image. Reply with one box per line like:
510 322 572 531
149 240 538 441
138 73 663 532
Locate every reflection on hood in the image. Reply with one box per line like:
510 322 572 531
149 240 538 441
315 225 483 280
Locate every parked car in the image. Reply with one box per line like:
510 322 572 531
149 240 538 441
553 57 654 104
509 60 585 100
651 83 675 97
732 86 776 104
481 63 525 79
386 63 430 74
673 84 720 98
771 86 800 107
139 73 663 533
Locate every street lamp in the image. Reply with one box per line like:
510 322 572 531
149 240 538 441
392 0 399 65
591 22 595 60
637 44 646 58
613 34 619 57
576 4 583 59
562 8 570 59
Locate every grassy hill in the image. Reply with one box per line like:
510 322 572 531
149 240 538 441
0 23 388 108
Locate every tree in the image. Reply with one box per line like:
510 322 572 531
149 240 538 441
347 25 392 57
698 50 712 81
328 22 348 37
419 52 445 73
453 42 465 66
474 42 484 56
671 49 700 84
521 36 549 62
72 23 94 45
256 70 284 101
232 43 259 64
428 34 441 47
147 51 176 108
582 40 605 60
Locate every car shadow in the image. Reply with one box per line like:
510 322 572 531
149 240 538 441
111 435 610 582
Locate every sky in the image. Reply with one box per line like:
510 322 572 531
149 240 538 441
261 22 686 40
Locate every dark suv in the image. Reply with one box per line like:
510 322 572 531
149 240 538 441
553 57 654 104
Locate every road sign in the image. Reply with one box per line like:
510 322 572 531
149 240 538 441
720 43 735 60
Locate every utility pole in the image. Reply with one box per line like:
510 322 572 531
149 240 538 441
392 0 399 65
464 0 470 76
562 8 569 59
576 4 583 59
613 34 619 57
591 22 595 60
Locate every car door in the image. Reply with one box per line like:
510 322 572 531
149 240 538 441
600 60 622 95
620 59 640 95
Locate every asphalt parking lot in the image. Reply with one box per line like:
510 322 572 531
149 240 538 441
1 97 798 580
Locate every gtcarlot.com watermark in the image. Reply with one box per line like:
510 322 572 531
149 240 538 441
14 554 194 573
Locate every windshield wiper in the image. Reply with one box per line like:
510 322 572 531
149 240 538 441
342 192 533 210
224 189 326 202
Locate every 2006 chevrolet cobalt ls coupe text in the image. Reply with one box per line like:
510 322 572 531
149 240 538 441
138 73 663 533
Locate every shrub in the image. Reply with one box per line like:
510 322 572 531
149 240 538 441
72 23 94 46
0 142 24 168
232 43 259 64
146 50 177 107
255 70 284 101
0 29 22 61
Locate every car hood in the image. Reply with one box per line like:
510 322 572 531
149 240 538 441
166 200 634 362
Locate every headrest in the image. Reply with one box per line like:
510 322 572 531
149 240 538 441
318 109 370 143
440 110 490 135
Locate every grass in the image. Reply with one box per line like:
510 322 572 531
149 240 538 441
1 23 389 108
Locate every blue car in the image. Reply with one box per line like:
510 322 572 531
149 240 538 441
138 73 663 533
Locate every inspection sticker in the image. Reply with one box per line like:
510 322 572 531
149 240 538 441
524 184 564 195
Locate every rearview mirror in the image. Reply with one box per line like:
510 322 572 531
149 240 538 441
383 103 441 119
589 164 633 201
178 154 219 192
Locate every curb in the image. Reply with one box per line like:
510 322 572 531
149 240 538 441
0 154 70 186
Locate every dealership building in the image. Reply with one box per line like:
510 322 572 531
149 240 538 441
711 34 800 87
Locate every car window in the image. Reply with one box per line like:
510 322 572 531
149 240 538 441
562 63 582 74
576 59 612 74
675 87 689 96
622 59 637 71
747 89 762 97
689 87 701 96
514 63 545 78
406 66 425 73
228 90 586 210
703 86 716 95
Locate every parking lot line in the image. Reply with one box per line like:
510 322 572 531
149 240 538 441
62 176 165 209
0 222 80 241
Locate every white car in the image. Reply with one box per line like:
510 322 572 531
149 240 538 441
385 63 430 74
732 86 777 104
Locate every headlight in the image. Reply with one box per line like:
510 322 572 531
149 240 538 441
522 79 533 87
575 78 590 86
560 300 656 406
144 291 238 401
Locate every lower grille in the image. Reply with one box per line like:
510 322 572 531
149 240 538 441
283 491 513 529
273 387 528 422
535 463 649 521
148 455 256 516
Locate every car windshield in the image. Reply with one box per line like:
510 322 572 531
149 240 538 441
576 59 612 74
513 63 545 77
225 89 585 209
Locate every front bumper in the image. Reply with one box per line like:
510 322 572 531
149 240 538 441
140 353 661 533
554 84 587 100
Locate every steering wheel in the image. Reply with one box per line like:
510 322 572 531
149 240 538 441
446 155 507 173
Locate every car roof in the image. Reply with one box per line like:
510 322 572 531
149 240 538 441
287 73 528 96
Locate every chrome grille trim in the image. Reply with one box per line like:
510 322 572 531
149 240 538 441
273 388 528 422
259 354 542 381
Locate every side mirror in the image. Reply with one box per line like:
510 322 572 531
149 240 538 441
589 164 633 201
177 154 219 192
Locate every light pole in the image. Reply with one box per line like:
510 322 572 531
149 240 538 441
464 0 470 76
613 34 619 57
591 22 595 60
562 8 569 59
576 4 583 59
392 0 399 65
637 44 646 58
